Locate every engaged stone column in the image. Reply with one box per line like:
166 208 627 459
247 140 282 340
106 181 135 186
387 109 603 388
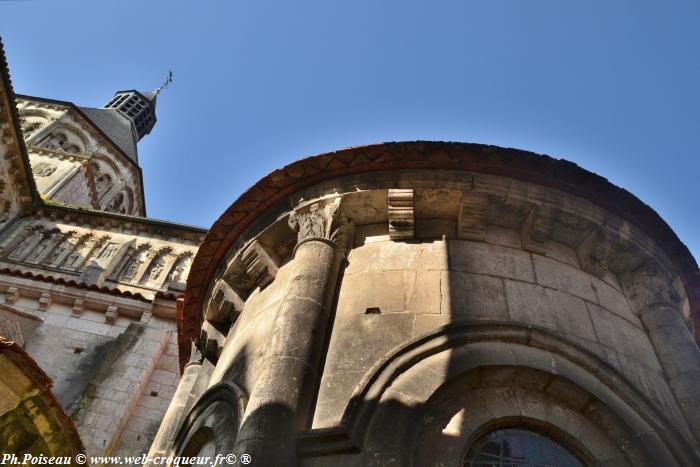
233 198 354 466
622 261 700 445
148 350 204 460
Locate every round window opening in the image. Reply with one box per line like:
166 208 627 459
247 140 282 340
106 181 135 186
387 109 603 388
463 428 584 467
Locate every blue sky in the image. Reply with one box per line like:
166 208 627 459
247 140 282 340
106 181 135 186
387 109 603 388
1 1 698 259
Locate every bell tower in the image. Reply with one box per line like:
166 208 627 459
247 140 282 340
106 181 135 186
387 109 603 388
103 90 158 141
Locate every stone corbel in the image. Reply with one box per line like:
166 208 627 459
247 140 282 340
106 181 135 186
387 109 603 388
72 299 85 317
387 189 415 240
4 286 19 305
199 321 226 363
105 305 118 324
458 192 489 241
577 225 618 278
520 206 553 254
621 260 681 311
222 240 281 299
38 292 51 310
205 280 245 330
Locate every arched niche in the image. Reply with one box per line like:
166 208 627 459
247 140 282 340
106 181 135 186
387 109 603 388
90 157 119 202
334 323 698 467
37 124 88 154
17 110 51 140
172 382 247 457
105 188 133 214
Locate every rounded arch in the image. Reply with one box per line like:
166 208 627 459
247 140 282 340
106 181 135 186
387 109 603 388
339 322 697 466
172 382 247 456
91 153 123 176
459 417 593 467
18 108 52 120
39 123 88 153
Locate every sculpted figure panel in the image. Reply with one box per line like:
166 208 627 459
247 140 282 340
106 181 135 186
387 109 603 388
98 242 118 260
33 161 57 178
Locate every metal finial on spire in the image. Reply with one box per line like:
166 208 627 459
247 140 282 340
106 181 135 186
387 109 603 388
154 70 173 95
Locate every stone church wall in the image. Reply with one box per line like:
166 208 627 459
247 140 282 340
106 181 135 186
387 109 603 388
156 145 700 467
0 283 181 457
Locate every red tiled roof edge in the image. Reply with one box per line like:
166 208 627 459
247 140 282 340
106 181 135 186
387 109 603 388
181 141 700 357
0 267 180 302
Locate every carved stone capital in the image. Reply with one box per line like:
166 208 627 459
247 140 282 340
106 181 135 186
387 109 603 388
621 260 681 311
289 197 355 255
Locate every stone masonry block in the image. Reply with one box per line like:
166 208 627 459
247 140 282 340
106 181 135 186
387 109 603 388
586 302 661 371
447 271 508 320
532 254 597 302
323 312 414 375
590 277 640 325
345 241 421 275
449 240 534 282
405 270 441 314
336 271 408 315
505 280 597 342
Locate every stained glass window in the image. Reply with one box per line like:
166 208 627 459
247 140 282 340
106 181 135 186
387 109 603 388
463 428 584 467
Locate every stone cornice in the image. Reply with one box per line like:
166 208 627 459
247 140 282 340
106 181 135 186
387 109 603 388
184 141 700 344
31 203 207 243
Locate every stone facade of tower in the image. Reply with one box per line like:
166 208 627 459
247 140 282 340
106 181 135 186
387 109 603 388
0 38 206 459
151 142 700 466
17 96 145 215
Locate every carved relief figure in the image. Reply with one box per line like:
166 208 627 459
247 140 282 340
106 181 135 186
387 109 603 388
168 257 189 283
122 255 142 281
33 161 57 177
288 198 355 254
65 239 91 268
64 250 82 268
47 238 70 264
147 258 165 281
25 233 53 261
98 242 118 259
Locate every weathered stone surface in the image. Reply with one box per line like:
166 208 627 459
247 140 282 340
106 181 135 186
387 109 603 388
505 280 597 341
586 302 659 369
336 271 409 315
152 142 700 465
533 254 597 302
450 240 535 282
447 271 508 320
